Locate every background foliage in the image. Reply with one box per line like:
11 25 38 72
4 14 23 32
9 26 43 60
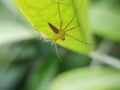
0 0 120 90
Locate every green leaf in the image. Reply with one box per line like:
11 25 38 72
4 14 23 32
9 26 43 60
0 65 28 90
26 58 59 90
90 2 120 42
16 0 94 54
49 68 120 90
0 22 37 45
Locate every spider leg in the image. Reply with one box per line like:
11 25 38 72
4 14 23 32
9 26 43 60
56 1 63 30
63 10 77 31
66 33 92 45
64 25 79 32
33 28 50 41
55 0 69 4
53 43 63 63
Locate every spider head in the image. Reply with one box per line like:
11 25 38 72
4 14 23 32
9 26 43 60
58 31 65 41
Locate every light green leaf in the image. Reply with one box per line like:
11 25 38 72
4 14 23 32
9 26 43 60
90 2 120 42
0 22 37 46
16 0 94 54
49 68 120 90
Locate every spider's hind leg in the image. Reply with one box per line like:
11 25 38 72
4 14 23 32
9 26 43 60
66 33 92 45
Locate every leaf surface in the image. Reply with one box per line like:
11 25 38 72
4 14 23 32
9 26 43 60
90 2 120 42
49 68 120 90
16 0 93 54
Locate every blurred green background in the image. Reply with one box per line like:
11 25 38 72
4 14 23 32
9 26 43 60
0 0 120 90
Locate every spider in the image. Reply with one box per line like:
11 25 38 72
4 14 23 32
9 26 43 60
46 1 89 61
48 1 88 44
